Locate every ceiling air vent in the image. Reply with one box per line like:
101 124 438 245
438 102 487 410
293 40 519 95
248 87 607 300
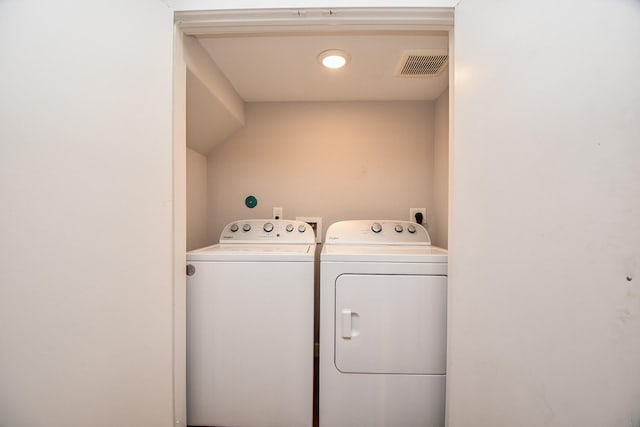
396 49 449 77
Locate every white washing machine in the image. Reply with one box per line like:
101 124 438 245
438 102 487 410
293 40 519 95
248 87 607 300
319 220 448 427
186 219 316 427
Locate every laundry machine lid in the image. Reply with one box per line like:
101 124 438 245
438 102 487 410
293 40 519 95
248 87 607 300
322 244 447 263
187 243 315 262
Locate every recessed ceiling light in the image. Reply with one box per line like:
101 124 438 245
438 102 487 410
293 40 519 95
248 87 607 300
318 49 350 69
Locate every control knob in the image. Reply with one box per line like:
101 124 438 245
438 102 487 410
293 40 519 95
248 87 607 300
230 224 239 232
371 222 382 233
263 222 274 232
242 223 252 232
395 224 404 233
286 224 294 232
298 224 307 233
407 224 416 234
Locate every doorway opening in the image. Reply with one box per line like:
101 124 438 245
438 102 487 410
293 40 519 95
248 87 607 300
171 7 454 426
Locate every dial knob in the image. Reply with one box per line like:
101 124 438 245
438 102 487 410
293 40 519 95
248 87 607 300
242 223 251 232
371 222 382 233
407 224 416 234
298 224 307 233
395 224 404 233
286 224 294 232
230 223 239 232
263 222 274 232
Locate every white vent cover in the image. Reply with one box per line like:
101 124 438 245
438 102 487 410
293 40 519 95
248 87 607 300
395 49 449 77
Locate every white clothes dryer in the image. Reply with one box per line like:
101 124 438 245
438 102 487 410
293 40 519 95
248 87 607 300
319 220 448 427
186 219 316 427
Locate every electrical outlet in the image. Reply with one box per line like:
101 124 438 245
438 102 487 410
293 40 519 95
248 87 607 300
296 216 322 243
273 207 283 220
409 208 427 225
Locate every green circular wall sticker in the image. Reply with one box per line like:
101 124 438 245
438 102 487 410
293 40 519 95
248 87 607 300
244 195 258 208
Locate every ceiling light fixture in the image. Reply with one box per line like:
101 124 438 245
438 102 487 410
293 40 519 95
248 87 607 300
318 49 350 69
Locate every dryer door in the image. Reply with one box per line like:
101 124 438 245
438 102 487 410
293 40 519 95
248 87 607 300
335 274 447 375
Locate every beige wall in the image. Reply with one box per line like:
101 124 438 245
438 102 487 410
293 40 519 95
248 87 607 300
187 148 209 250
206 101 438 243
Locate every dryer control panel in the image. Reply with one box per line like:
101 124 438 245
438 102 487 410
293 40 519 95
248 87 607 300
220 219 315 244
325 220 431 245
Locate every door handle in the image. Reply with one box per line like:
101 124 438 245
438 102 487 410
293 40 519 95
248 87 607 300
341 309 352 339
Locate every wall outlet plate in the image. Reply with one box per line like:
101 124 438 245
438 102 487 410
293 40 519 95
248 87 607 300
273 207 283 220
296 216 322 243
409 208 427 225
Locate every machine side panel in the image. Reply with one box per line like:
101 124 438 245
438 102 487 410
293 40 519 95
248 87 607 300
187 261 314 427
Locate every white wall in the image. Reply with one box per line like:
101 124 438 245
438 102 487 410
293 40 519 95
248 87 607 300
4 1 639 426
432 89 449 248
187 148 209 250
184 35 245 154
448 0 640 426
164 0 458 10
206 101 437 243
0 1 176 426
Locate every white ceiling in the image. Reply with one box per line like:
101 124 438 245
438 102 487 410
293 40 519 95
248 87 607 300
195 31 449 102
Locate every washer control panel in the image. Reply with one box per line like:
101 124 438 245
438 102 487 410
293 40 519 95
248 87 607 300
220 219 314 244
325 220 431 245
